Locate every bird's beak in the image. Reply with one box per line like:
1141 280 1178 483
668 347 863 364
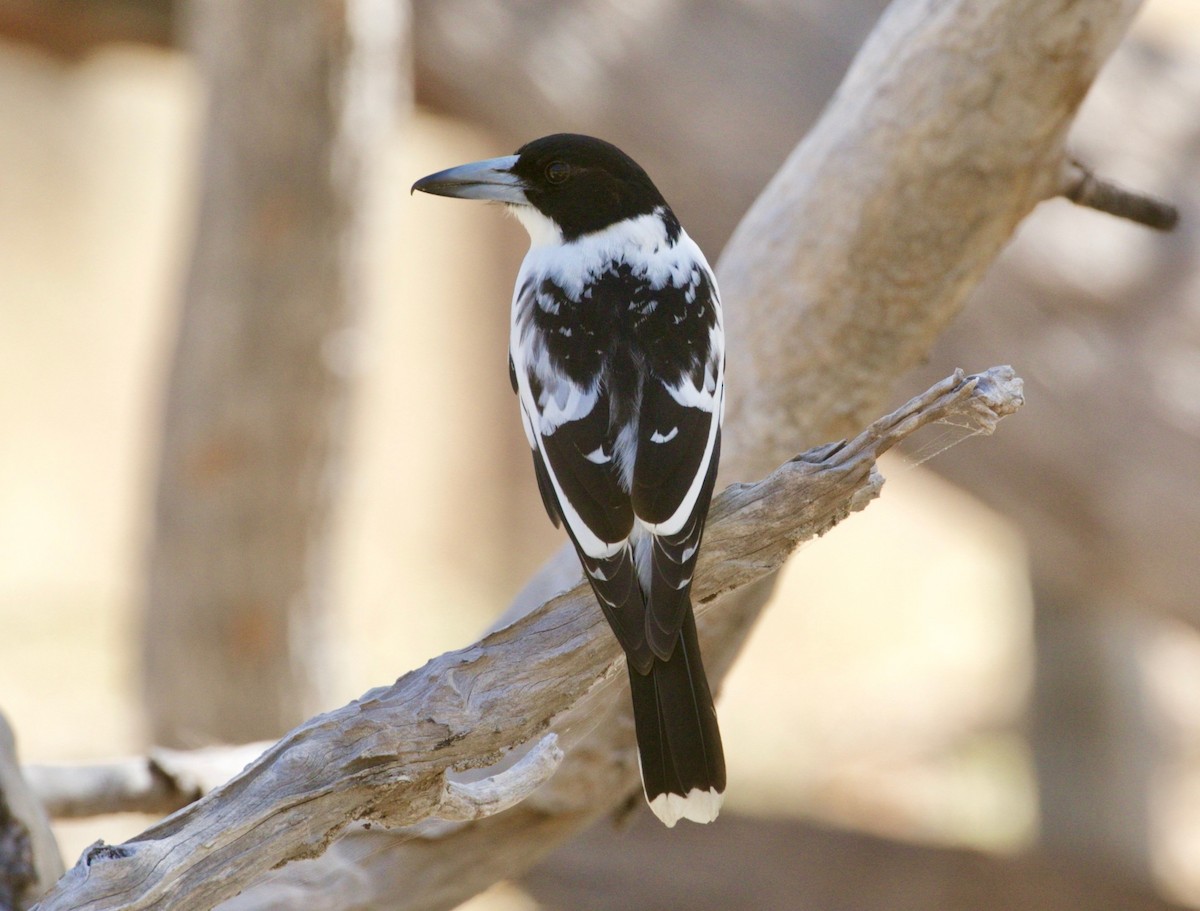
410 154 527 204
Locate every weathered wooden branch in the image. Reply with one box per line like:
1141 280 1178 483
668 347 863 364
23 744 270 820
31 367 1022 911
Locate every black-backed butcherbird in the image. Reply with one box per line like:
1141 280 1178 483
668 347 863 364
413 134 726 826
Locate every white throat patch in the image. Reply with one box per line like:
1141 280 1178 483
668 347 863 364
508 205 564 248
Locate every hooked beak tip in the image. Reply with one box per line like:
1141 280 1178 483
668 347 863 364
410 155 526 204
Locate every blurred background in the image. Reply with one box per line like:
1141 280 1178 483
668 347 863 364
0 1 1198 909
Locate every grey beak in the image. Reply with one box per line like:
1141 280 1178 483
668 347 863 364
411 154 527 204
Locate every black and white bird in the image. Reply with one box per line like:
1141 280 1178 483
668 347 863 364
412 134 726 827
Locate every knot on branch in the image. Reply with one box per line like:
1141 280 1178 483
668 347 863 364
438 734 564 822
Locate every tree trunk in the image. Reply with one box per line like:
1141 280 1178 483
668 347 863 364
141 0 402 747
1032 597 1156 879
0 712 62 910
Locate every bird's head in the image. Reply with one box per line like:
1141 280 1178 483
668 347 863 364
411 133 668 243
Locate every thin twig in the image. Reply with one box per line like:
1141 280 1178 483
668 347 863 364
1060 157 1179 231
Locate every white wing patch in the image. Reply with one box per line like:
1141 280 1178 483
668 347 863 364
665 320 724 413
584 446 610 464
638 383 722 537
536 370 597 435
518 395 622 560
517 396 538 450
650 427 679 444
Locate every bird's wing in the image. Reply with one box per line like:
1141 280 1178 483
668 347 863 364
511 354 561 529
511 277 650 668
629 251 725 660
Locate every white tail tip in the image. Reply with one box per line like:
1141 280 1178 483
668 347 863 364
647 787 724 827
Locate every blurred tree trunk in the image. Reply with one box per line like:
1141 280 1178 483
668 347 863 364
1032 599 1156 878
142 0 402 747
0 713 63 911
0 0 172 58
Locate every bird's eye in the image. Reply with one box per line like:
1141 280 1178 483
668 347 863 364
545 161 571 184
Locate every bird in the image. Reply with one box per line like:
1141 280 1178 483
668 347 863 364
412 133 725 827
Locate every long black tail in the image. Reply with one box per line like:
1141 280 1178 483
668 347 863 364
627 607 725 826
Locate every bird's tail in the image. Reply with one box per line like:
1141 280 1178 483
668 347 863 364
627 607 725 826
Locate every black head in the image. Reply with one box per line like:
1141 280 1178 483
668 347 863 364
411 133 669 242
510 134 667 240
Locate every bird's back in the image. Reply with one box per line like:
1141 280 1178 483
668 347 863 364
511 207 721 495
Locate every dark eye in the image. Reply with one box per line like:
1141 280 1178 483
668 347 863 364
545 161 571 184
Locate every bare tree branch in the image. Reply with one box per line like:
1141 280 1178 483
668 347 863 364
31 367 1023 911
718 0 1143 479
23 744 269 820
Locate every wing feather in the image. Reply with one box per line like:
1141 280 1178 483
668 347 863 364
643 427 720 658
630 256 724 659
631 378 716 527
525 400 652 669
536 393 632 545
512 274 652 667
